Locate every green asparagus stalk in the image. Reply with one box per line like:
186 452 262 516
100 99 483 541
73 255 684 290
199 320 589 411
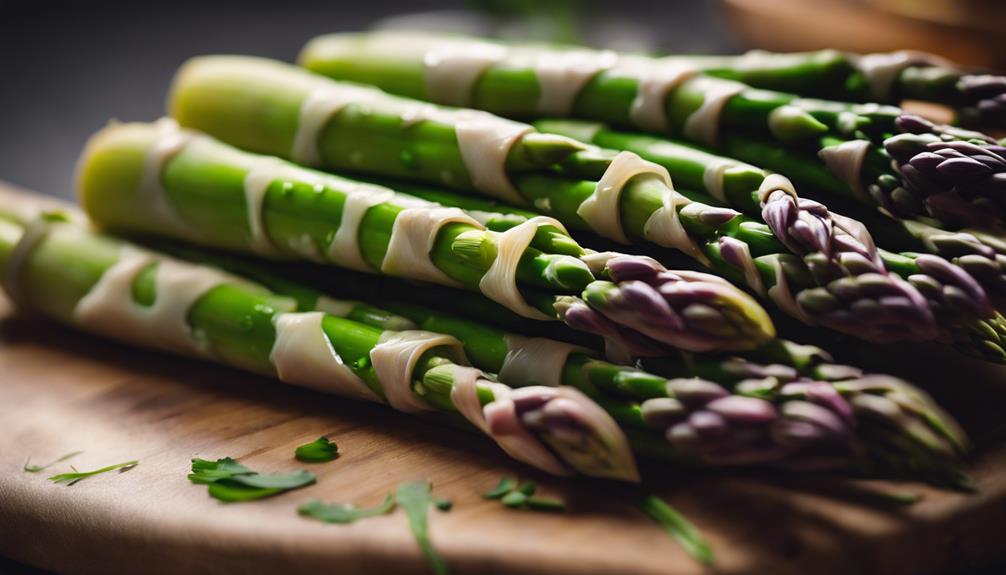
297 31 899 140
165 55 943 344
77 120 774 355
298 32 1003 230
674 49 1006 129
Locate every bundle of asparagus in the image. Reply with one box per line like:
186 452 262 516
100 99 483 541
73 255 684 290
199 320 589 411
379 176 1006 362
530 119 1006 361
0 210 631 481
1 28 991 494
0 199 967 486
163 55 998 356
298 32 1005 236
76 119 775 360
704 123 1006 295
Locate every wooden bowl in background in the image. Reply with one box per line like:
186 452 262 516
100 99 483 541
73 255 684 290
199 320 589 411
720 0 1005 68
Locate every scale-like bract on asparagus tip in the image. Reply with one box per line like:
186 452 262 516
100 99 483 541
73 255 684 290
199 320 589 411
508 386 640 482
584 261 776 352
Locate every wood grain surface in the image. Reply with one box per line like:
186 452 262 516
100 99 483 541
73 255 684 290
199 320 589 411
1 186 1006 575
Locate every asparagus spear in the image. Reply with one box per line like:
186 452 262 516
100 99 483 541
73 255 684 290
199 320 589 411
298 32 1002 229
141 230 970 485
77 120 774 355
716 127 1006 289
884 114 1006 224
672 49 1006 130
165 55 943 344
157 236 880 385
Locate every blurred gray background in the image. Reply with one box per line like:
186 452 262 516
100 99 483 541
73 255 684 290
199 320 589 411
0 0 732 201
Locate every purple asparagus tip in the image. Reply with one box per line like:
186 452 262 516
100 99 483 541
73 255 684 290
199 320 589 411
583 256 776 352
554 295 669 362
886 114 1005 226
761 188 882 279
957 74 1006 129
502 386 641 482
643 371 966 480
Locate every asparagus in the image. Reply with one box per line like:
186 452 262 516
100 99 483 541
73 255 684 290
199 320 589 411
0 199 968 485
298 31 1003 229
884 114 1006 224
716 128 1006 291
162 237 875 384
534 119 1006 360
672 49 1006 129
77 120 774 355
143 230 970 485
0 208 645 481
372 176 1006 362
166 55 943 344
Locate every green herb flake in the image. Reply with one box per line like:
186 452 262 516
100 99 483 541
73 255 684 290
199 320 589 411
24 450 83 473
295 436 339 463
483 477 564 512
500 490 528 508
188 457 255 484
433 497 453 511
482 477 518 499
515 481 537 496
188 457 316 503
299 494 396 524
226 470 316 490
640 495 715 566
207 482 285 503
48 460 138 486
526 497 566 512
396 481 450 575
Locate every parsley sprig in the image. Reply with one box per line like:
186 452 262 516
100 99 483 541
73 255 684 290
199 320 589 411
48 460 138 486
24 450 83 473
482 477 565 512
396 481 450 575
639 495 715 566
295 436 339 463
188 457 315 503
300 480 452 575
299 494 395 524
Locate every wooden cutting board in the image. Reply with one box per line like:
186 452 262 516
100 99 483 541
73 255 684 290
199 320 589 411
1 189 1006 575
